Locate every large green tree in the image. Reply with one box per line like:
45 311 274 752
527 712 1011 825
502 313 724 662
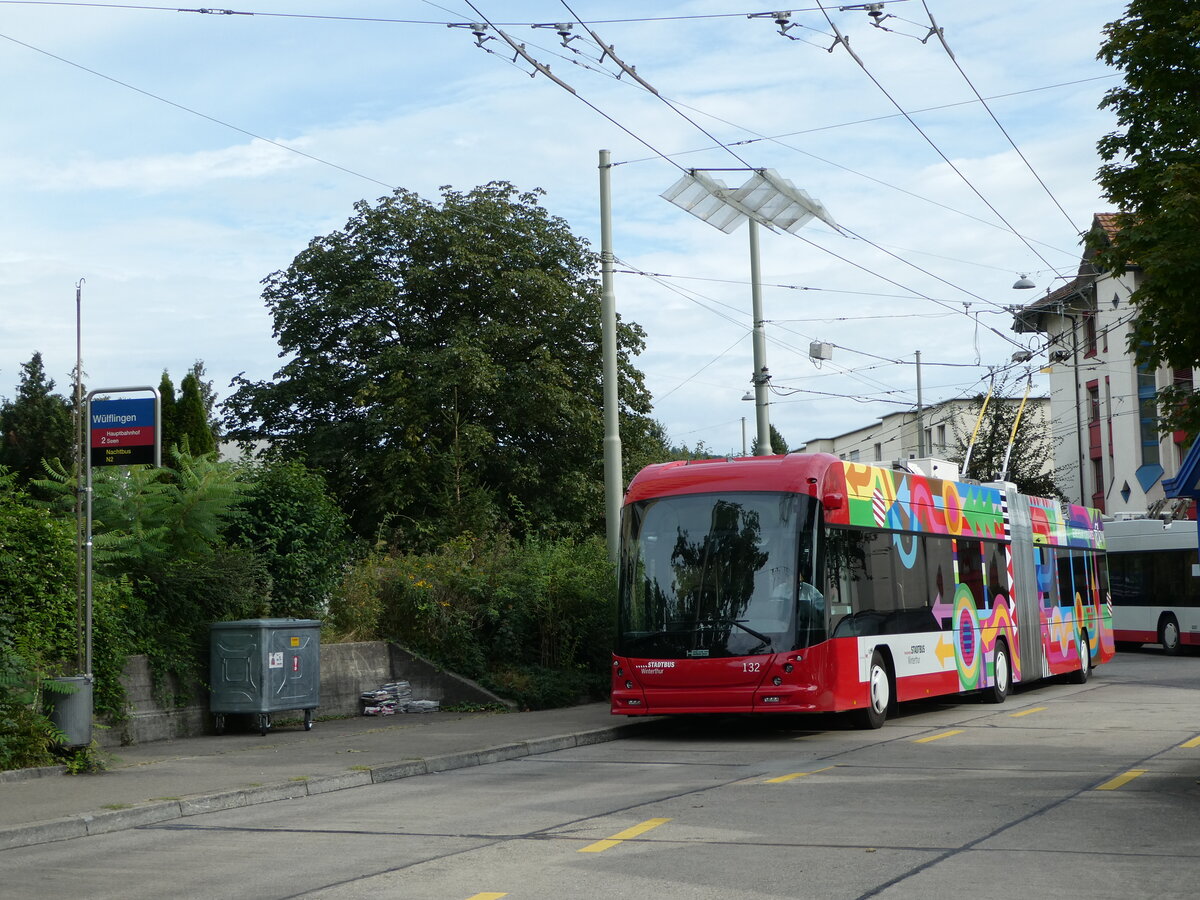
158 370 178 453
159 362 219 462
1092 1 1200 437
227 458 354 619
224 182 660 543
0 352 74 483
177 372 217 456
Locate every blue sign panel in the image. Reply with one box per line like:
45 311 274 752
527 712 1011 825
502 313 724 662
90 397 157 466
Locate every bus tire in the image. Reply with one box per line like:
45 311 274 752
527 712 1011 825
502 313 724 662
852 650 891 729
1159 615 1182 655
1069 631 1091 684
984 641 1011 704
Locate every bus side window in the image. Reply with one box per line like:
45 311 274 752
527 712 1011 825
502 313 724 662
1056 550 1081 607
984 542 1008 608
957 539 985 608
1036 546 1059 610
1094 553 1110 606
925 536 955 630
824 527 864 635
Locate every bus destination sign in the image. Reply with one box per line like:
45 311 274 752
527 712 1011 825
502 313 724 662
90 397 156 467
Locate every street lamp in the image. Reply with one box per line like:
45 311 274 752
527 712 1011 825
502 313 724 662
662 168 839 455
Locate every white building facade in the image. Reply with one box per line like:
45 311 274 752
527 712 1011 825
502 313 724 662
799 395 1050 483
1012 214 1196 517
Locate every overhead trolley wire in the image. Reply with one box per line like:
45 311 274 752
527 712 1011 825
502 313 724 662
919 0 1083 238
811 0 1069 281
0 28 399 190
534 3 1038 353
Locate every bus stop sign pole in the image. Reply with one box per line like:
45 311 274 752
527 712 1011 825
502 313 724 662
85 387 161 675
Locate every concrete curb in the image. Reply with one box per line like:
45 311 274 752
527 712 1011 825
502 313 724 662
0 722 649 852
0 764 68 784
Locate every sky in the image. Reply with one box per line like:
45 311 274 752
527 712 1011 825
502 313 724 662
0 0 1131 456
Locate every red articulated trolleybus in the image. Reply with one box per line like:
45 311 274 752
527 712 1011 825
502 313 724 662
611 453 1114 728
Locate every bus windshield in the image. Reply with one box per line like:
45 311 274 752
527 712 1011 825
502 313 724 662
618 491 820 659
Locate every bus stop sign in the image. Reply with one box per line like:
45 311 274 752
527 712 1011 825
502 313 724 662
90 397 157 467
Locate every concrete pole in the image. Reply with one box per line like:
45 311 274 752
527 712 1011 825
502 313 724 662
915 350 925 458
749 220 771 454
599 150 623 564
74 281 85 674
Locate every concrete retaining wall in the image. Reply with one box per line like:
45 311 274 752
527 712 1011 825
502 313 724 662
97 642 511 749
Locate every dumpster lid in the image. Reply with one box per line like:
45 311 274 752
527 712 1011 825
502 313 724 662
210 618 322 630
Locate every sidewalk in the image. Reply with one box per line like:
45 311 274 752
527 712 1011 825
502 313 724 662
0 703 655 852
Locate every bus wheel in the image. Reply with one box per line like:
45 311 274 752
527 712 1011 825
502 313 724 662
985 642 1011 704
1159 616 1182 655
853 650 891 729
1069 632 1091 684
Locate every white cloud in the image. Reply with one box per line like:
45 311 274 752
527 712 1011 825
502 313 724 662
17 138 311 193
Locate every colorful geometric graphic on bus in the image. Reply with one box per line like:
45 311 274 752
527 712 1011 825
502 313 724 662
1027 498 1105 550
842 463 1005 538
983 594 1020 682
1043 605 1077 665
1001 544 1021 679
953 584 981 690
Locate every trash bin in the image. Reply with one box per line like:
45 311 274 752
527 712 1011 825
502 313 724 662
45 674 94 748
209 618 321 735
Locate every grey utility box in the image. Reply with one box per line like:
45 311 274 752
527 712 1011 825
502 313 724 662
209 618 321 735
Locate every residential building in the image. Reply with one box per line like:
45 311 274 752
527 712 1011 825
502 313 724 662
798 395 1051 483
1011 213 1196 517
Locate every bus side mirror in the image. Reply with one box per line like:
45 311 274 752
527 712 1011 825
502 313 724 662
822 491 844 511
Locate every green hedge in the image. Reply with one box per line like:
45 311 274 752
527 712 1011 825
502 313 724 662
329 533 616 709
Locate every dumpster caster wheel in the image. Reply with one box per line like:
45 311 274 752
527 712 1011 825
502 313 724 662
258 714 271 736
304 709 314 731
214 715 225 736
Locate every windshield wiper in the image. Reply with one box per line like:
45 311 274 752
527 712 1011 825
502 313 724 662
623 623 696 650
703 618 774 648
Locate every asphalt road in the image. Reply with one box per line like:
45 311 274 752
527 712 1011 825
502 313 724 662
4 648 1199 900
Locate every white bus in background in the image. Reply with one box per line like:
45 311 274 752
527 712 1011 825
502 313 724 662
1105 516 1200 653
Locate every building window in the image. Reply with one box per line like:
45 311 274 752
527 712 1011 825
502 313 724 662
1138 362 1160 467
1083 312 1098 357
849 449 860 463
936 424 947 452
873 442 882 461
1091 457 1105 512
1087 383 1100 423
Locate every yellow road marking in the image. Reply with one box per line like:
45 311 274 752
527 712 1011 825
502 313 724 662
1096 769 1147 791
765 766 835 783
914 729 964 744
1181 736 1200 749
466 894 508 900
578 818 671 853
1009 706 1048 718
